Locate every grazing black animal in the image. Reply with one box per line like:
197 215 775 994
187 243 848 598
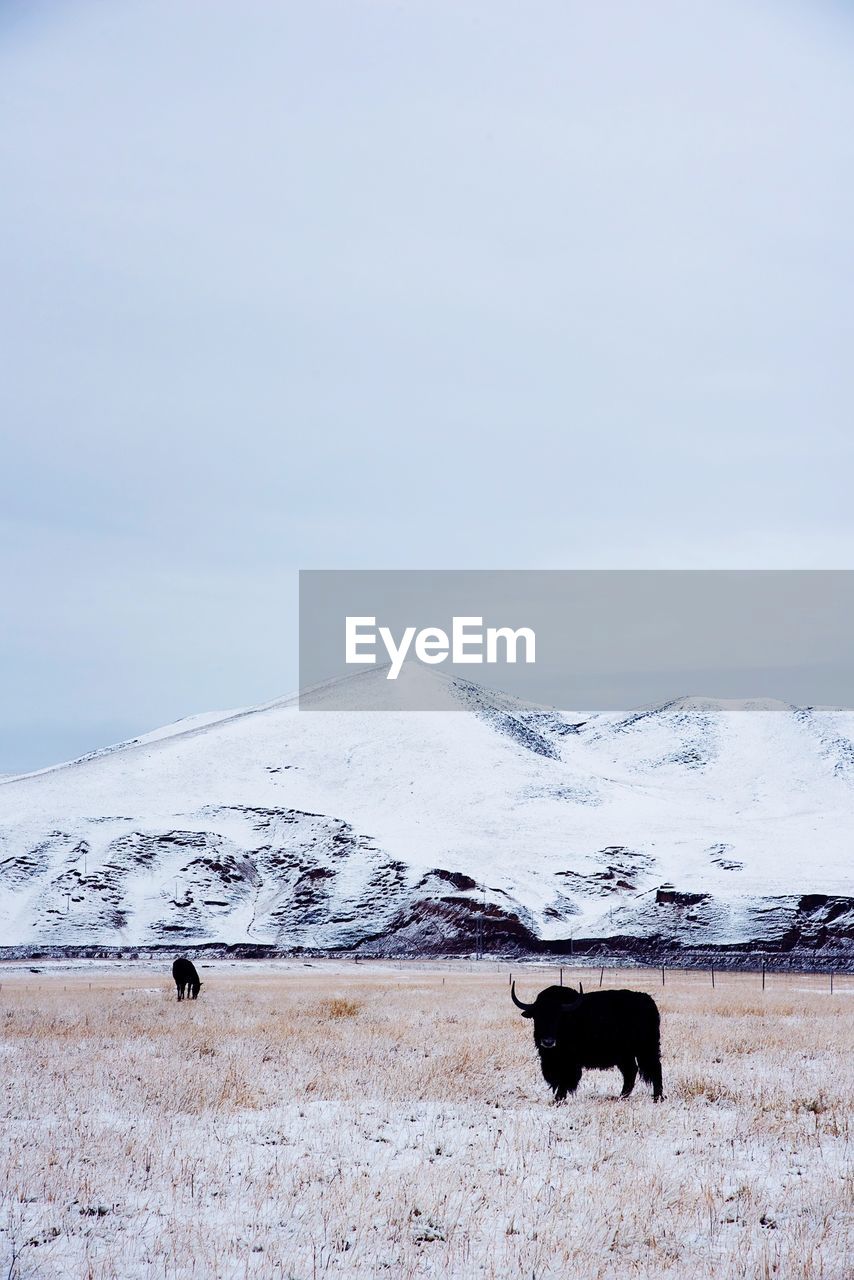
512 982 663 1101
172 956 201 1001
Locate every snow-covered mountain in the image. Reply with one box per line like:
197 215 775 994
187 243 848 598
1 665 852 954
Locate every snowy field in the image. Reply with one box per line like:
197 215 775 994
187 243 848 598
1 961 851 1279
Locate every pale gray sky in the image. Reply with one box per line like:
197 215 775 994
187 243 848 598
1 0 853 769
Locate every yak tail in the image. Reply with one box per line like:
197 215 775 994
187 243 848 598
636 1026 663 1098
637 1055 657 1084
636 1004 661 1085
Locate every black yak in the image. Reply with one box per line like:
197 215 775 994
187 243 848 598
172 956 201 1001
512 981 663 1101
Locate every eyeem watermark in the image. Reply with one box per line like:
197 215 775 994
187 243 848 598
299 569 854 711
345 616 536 680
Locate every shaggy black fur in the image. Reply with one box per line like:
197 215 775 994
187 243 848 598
172 956 201 1001
512 982 663 1101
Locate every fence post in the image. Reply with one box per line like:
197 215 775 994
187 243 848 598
661 965 665 987
711 967 715 989
830 972 834 994
761 963 766 991
599 966 604 987
559 967 563 986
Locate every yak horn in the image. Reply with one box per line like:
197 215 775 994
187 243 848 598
510 981 534 1011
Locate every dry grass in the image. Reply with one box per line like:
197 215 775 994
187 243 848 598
0 962 851 1279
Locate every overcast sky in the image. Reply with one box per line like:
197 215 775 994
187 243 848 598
1 0 853 771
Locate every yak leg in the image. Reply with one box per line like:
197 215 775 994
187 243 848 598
552 1064 582 1103
176 984 184 1001
618 1058 638 1097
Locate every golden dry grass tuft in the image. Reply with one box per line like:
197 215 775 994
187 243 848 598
0 962 851 1279
316 996 362 1019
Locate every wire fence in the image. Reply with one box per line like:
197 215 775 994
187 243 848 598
1 954 852 997
346 955 854 994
